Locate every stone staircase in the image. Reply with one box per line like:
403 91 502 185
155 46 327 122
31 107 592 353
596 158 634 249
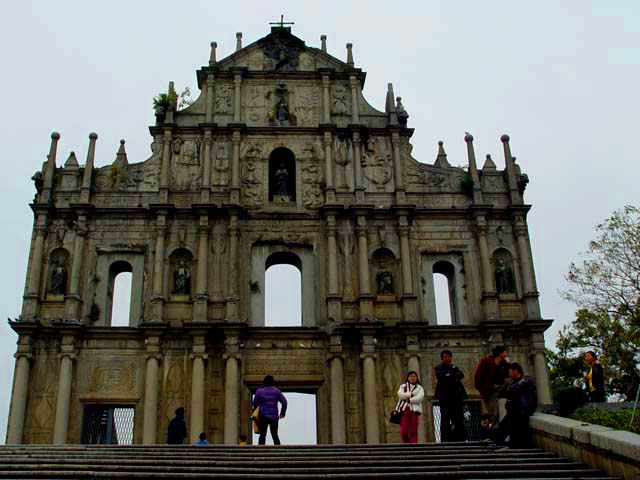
0 443 621 479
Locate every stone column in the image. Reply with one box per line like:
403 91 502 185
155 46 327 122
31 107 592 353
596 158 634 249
352 131 364 201
223 334 240 444
533 350 552 404
201 130 212 203
53 336 76 444
142 335 161 445
151 217 167 322
391 132 404 200
233 73 242 123
193 217 209 322
159 129 172 203
398 215 418 321
349 76 359 124
329 335 346 444
230 131 241 203
339 226 355 300
323 131 335 202
476 217 499 320
322 74 331 124
361 333 379 444
205 74 215 123
190 335 207 443
226 213 240 321
22 218 48 320
326 214 341 322
6 336 32 444
212 224 226 301
65 216 87 321
405 331 427 443
356 215 373 320
514 216 541 319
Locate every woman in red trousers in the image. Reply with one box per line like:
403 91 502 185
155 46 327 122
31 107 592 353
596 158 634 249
397 371 425 443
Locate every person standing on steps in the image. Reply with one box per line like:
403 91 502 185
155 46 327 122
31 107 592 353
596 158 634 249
397 371 425 444
583 351 605 402
474 345 510 421
253 375 288 445
167 407 187 445
435 350 468 442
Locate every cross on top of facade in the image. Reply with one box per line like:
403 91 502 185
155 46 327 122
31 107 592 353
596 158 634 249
269 14 294 29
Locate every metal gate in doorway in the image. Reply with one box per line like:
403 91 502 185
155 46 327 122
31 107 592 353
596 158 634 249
81 405 135 445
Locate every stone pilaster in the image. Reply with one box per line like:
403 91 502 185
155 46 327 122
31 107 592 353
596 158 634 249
361 332 379 444
200 129 212 203
230 130 241 204
322 74 331 124
352 131 365 202
22 217 48 320
205 74 215 123
223 333 240 445
349 76 359 124
391 132 405 203
151 216 167 322
225 213 240 321
64 215 88 321
142 334 162 445
475 216 499 320
193 216 209 322
514 215 541 319
323 131 335 202
397 214 418 321
326 214 341 323
53 335 77 444
356 215 373 320
233 73 242 122
159 129 172 203
190 334 208 443
6 335 32 444
329 335 346 444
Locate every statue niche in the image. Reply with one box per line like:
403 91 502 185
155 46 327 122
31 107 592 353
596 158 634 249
170 249 193 298
372 248 397 297
269 147 296 202
47 248 69 297
493 248 516 295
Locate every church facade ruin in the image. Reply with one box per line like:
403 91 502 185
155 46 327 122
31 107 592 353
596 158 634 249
7 26 553 445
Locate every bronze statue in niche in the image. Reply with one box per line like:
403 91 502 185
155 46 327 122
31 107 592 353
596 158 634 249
495 258 515 294
376 263 394 294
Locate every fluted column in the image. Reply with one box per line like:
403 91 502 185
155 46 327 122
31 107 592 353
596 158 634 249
190 335 207 443
65 216 87 321
151 217 167 322
223 334 240 444
53 336 76 444
349 76 359 124
356 215 373 320
322 74 331 124
142 335 161 445
226 213 240 321
361 333 379 444
6 336 32 444
476 217 499 320
205 74 215 123
159 129 172 203
233 73 242 123
514 216 541 319
193 217 209 322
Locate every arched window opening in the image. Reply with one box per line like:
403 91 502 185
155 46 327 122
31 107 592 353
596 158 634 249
268 147 296 202
433 261 456 325
265 252 302 326
107 261 133 327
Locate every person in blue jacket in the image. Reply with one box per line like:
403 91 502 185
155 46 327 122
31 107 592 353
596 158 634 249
253 375 288 445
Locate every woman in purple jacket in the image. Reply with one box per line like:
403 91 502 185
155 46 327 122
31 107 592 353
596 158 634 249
253 375 288 445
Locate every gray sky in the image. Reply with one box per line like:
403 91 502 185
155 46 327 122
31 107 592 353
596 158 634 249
1 1 639 444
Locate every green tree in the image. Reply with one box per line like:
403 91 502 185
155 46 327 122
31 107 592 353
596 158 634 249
558 205 640 401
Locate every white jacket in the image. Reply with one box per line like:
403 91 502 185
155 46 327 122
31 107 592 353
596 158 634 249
397 383 425 414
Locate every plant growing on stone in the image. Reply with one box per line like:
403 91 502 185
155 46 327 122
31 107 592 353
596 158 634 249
459 172 474 196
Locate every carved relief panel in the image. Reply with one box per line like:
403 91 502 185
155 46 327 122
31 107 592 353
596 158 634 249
170 138 202 191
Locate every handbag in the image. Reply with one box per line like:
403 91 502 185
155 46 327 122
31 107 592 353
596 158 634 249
390 385 406 424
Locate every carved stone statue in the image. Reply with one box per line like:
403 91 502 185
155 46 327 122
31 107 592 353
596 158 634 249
376 263 393 295
396 96 409 126
275 164 289 196
276 97 289 123
332 86 350 115
495 259 515 294
49 262 67 296
173 260 191 295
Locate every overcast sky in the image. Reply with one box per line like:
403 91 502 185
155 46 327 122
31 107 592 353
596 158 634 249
1 1 638 444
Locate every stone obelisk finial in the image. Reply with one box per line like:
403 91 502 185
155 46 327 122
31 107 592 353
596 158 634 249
385 83 398 126
41 131 61 203
321 35 327 53
346 43 354 67
209 42 217 66
80 133 98 203
236 32 243 51
464 133 483 203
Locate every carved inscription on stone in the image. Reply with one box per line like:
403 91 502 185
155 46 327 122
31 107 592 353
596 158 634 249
244 354 323 376
87 362 136 394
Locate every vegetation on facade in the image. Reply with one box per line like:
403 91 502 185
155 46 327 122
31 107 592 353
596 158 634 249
570 408 640 434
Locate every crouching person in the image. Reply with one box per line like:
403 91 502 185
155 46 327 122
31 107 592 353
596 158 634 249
493 363 537 448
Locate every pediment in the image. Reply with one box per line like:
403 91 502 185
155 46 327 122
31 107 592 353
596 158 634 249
216 28 348 73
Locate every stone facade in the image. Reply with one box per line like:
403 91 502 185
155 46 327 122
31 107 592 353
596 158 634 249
7 27 552 445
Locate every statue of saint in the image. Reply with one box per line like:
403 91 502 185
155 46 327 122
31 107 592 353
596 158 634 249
49 262 67 296
174 260 191 295
396 96 409 126
376 263 393 294
275 164 289 197
276 97 289 123
495 259 515 294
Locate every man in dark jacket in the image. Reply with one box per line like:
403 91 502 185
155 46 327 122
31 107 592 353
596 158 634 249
474 345 510 420
167 407 187 444
435 350 468 442
494 363 537 448
583 351 605 402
